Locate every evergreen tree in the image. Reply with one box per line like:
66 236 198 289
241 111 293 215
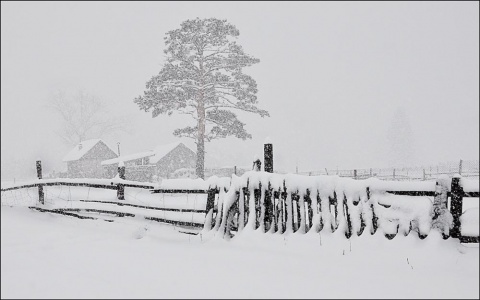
134 18 269 179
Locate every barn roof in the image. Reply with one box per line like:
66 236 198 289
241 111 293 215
101 151 155 166
101 142 192 166
150 142 183 164
63 139 116 162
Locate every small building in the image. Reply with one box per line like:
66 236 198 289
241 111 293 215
62 139 118 178
101 142 196 181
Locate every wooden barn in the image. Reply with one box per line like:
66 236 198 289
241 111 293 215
62 139 118 178
101 142 196 181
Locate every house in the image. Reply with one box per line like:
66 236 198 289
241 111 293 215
101 142 196 181
62 139 118 178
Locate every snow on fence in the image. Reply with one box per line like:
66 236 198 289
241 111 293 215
204 171 479 243
1 161 478 242
1 161 228 232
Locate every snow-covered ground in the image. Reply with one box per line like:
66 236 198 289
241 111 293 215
1 175 479 298
1 205 478 298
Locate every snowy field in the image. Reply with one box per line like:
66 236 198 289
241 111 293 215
2 199 479 298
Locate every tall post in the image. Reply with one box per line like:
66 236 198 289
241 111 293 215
458 159 463 175
264 143 273 173
36 160 44 205
431 177 450 237
354 169 357 180
205 188 217 230
234 166 237 175
450 176 463 238
117 162 125 200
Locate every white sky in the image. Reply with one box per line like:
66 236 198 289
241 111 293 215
1 1 479 176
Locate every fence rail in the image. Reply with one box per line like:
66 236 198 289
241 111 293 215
1 160 219 232
297 159 479 181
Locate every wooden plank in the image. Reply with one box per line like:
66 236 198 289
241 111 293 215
1 182 118 192
78 199 207 213
386 191 436 197
464 192 479 198
1 181 158 193
144 216 204 228
459 236 480 243
60 208 136 218
151 189 210 194
29 207 99 221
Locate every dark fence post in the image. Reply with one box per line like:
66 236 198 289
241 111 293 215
458 159 463 175
354 169 357 180
206 188 216 214
205 188 217 230
234 166 237 175
36 160 44 205
450 176 463 238
117 162 125 200
264 143 273 173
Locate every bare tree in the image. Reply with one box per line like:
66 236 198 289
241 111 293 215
387 107 416 167
49 90 127 146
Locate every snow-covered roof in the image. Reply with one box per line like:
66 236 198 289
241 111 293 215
101 151 155 166
63 139 113 162
101 142 190 166
150 142 183 164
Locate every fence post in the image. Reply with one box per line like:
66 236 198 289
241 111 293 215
458 159 463 175
264 142 273 173
393 169 396 180
253 158 261 171
36 160 44 205
234 166 237 175
450 176 463 238
354 169 357 180
117 162 125 200
432 177 450 237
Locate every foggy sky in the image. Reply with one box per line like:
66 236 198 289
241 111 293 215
1 1 479 177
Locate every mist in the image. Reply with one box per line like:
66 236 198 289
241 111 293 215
2 1 478 179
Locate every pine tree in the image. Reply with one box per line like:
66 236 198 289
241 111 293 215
134 18 269 179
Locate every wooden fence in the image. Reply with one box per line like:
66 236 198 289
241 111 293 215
297 159 479 181
210 174 479 243
1 159 478 243
1 160 219 231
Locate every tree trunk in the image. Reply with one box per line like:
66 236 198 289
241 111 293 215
196 97 205 179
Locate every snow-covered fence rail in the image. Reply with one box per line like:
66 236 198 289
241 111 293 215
1 181 221 230
1 161 229 232
1 161 155 201
205 171 478 243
